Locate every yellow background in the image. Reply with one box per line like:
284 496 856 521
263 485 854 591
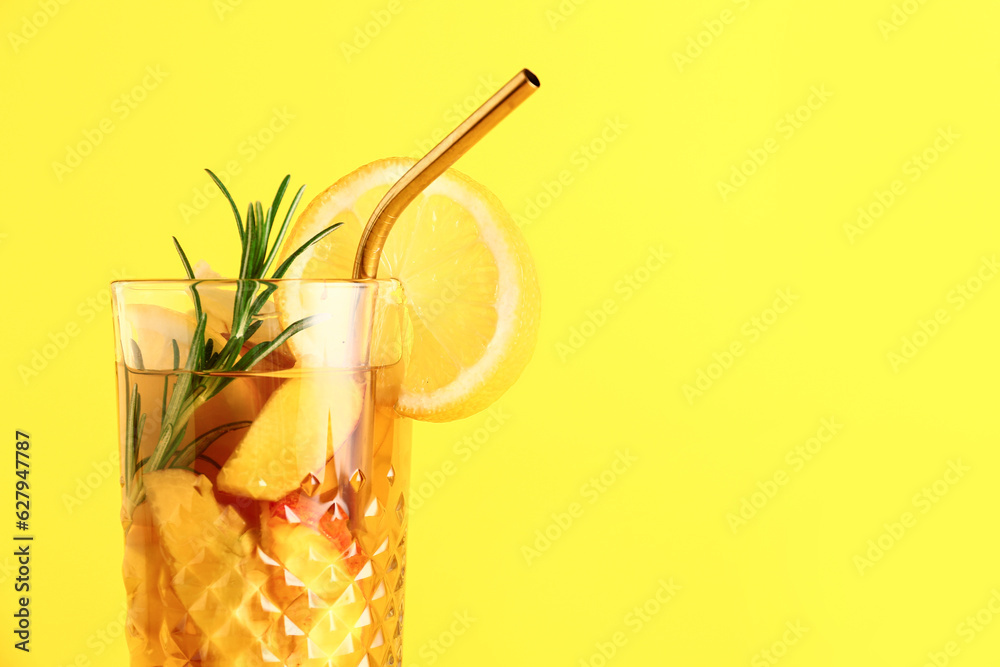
3 0 1000 665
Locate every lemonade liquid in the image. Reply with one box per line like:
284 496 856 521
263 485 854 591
118 363 410 667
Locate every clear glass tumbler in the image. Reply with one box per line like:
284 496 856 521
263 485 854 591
111 279 410 667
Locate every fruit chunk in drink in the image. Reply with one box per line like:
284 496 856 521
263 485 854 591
119 359 410 667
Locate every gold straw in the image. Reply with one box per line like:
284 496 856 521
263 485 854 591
353 68 540 279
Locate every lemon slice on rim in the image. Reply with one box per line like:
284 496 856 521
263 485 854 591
276 158 540 422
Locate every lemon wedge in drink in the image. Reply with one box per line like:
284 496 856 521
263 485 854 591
276 158 540 422
216 374 364 500
192 260 284 348
120 304 228 370
144 470 257 659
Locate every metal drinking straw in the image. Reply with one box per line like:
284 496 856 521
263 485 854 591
352 68 540 279
343 69 538 529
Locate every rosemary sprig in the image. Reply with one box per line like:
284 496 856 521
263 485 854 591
123 172 341 513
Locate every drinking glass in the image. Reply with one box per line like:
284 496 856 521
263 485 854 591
111 279 410 667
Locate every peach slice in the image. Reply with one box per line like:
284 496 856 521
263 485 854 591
257 495 368 665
